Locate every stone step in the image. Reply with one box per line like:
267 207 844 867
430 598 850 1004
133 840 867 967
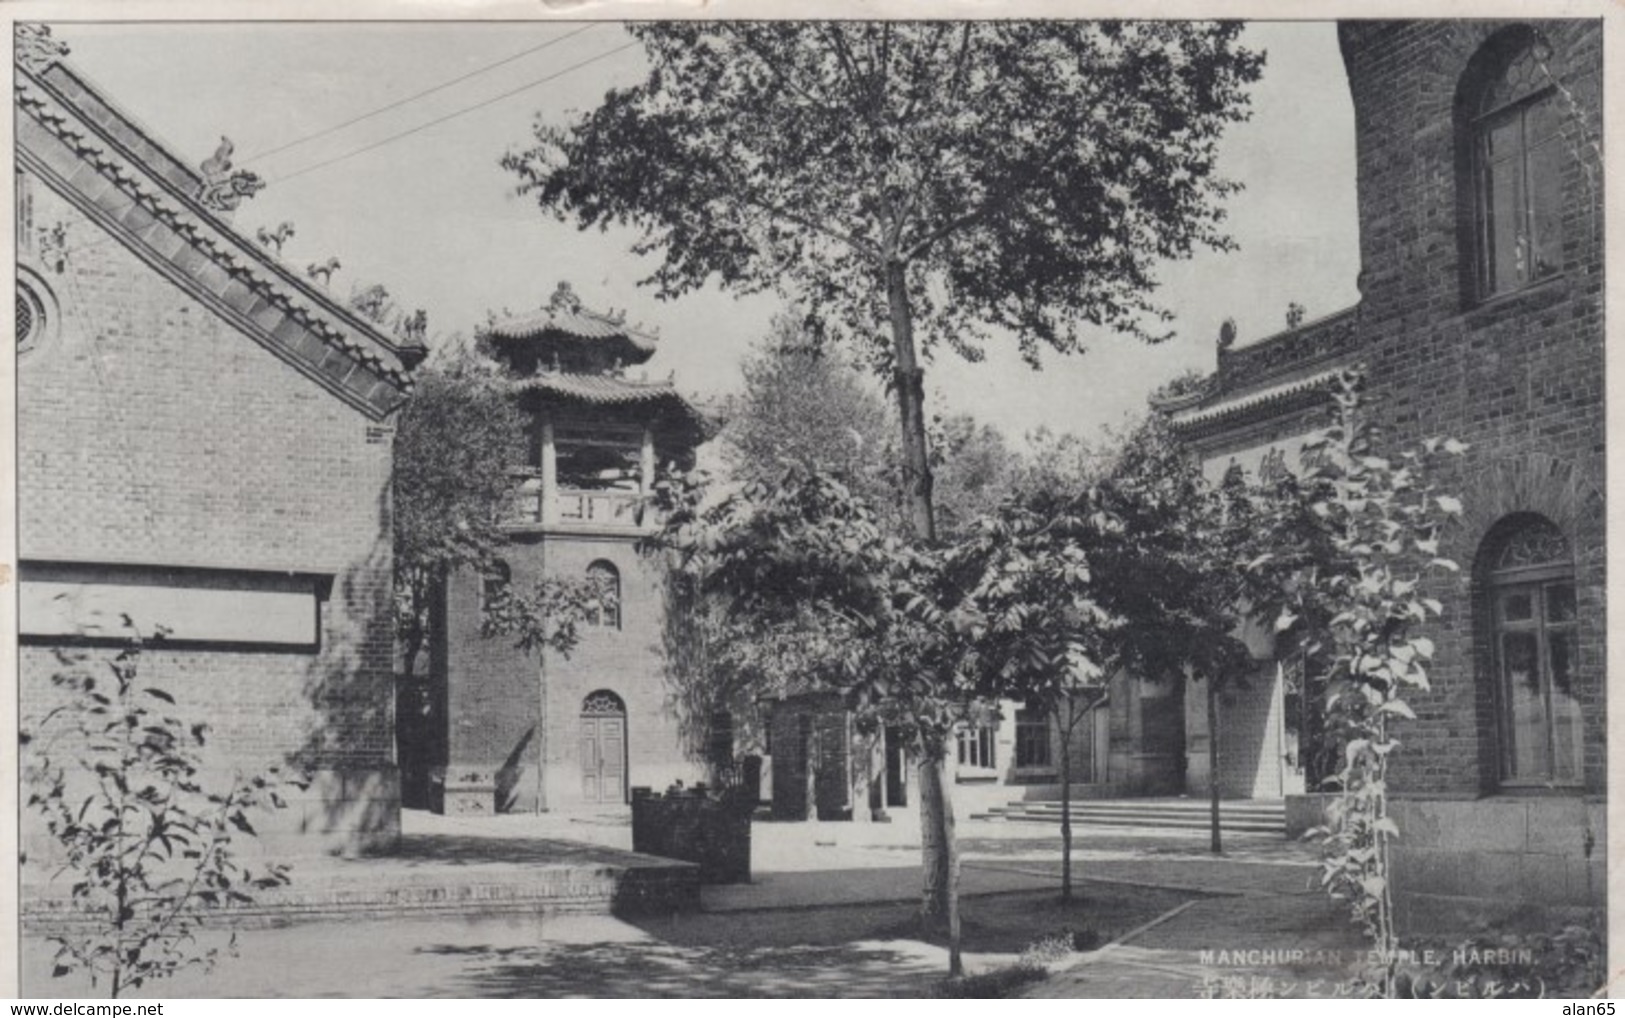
993 796 1283 810
1003 803 1284 821
23 839 701 930
992 812 1285 834
977 798 1286 834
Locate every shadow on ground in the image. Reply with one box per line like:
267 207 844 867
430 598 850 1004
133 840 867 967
417 883 1196 997
417 939 940 998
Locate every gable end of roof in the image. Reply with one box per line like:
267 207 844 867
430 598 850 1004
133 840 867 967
16 62 424 420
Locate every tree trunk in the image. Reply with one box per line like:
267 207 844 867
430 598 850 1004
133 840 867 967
885 257 957 973
805 721 820 822
1207 678 1222 855
1057 704 1073 900
884 260 936 543
917 752 963 976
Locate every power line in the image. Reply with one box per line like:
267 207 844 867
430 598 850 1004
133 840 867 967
50 34 638 261
274 38 639 185
245 23 600 163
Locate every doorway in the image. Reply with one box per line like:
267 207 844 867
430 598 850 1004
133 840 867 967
580 689 627 804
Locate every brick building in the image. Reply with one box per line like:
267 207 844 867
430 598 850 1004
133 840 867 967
1157 20 1603 928
419 283 708 815
15 29 425 858
768 663 1184 822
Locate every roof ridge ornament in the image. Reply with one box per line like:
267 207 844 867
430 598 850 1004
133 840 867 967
196 136 265 214
548 280 582 314
306 256 341 286
16 24 69 75
396 309 427 346
256 220 295 255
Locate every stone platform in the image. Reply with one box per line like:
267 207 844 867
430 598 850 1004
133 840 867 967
23 828 700 932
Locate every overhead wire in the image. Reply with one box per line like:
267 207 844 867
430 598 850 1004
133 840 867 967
274 38 639 185
48 28 635 261
244 23 600 163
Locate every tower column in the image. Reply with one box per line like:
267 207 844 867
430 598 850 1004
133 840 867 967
640 426 655 492
540 417 557 524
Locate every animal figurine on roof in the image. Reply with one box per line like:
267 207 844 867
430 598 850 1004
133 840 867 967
256 221 296 255
307 257 342 286
196 136 265 213
200 137 235 179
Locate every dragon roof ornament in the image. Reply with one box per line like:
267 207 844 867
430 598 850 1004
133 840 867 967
16 24 69 75
195 136 265 214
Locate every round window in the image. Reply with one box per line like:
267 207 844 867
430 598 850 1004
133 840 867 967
17 282 44 354
16 269 56 357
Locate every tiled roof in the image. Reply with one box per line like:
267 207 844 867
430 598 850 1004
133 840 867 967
510 371 689 408
1214 305 1360 393
15 46 423 418
1167 368 1345 435
491 306 659 353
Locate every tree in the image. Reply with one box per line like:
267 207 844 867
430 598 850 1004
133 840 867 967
931 413 1016 538
664 321 903 778
22 624 297 998
965 417 1254 891
722 316 901 524
1252 372 1466 996
1177 455 1277 855
480 570 613 662
392 345 525 683
958 491 1111 901
509 19 1263 949
650 465 986 974
721 321 1014 541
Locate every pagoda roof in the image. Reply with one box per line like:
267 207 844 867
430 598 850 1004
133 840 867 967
487 282 659 365
509 370 706 439
510 370 684 406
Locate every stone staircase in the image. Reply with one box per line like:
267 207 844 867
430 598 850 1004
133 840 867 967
973 796 1286 835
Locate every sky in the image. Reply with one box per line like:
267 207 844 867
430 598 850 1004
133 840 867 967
56 20 1361 446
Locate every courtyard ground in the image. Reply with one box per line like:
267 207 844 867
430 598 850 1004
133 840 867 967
21 808 1374 998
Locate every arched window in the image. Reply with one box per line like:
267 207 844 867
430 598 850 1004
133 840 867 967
1481 515 1580 786
586 560 620 629
581 689 626 717
1460 28 1563 300
16 266 58 358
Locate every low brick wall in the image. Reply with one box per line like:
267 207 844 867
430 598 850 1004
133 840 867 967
24 843 700 931
631 789 751 884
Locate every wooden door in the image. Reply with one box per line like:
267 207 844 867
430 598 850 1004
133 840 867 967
580 715 627 803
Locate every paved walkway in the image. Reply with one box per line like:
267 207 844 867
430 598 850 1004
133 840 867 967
1018 850 1371 998
411 807 1375 997
22 808 1371 997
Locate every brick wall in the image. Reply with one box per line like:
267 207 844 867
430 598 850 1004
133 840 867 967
442 531 704 813
1337 20 1605 798
18 171 400 857
766 693 859 820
